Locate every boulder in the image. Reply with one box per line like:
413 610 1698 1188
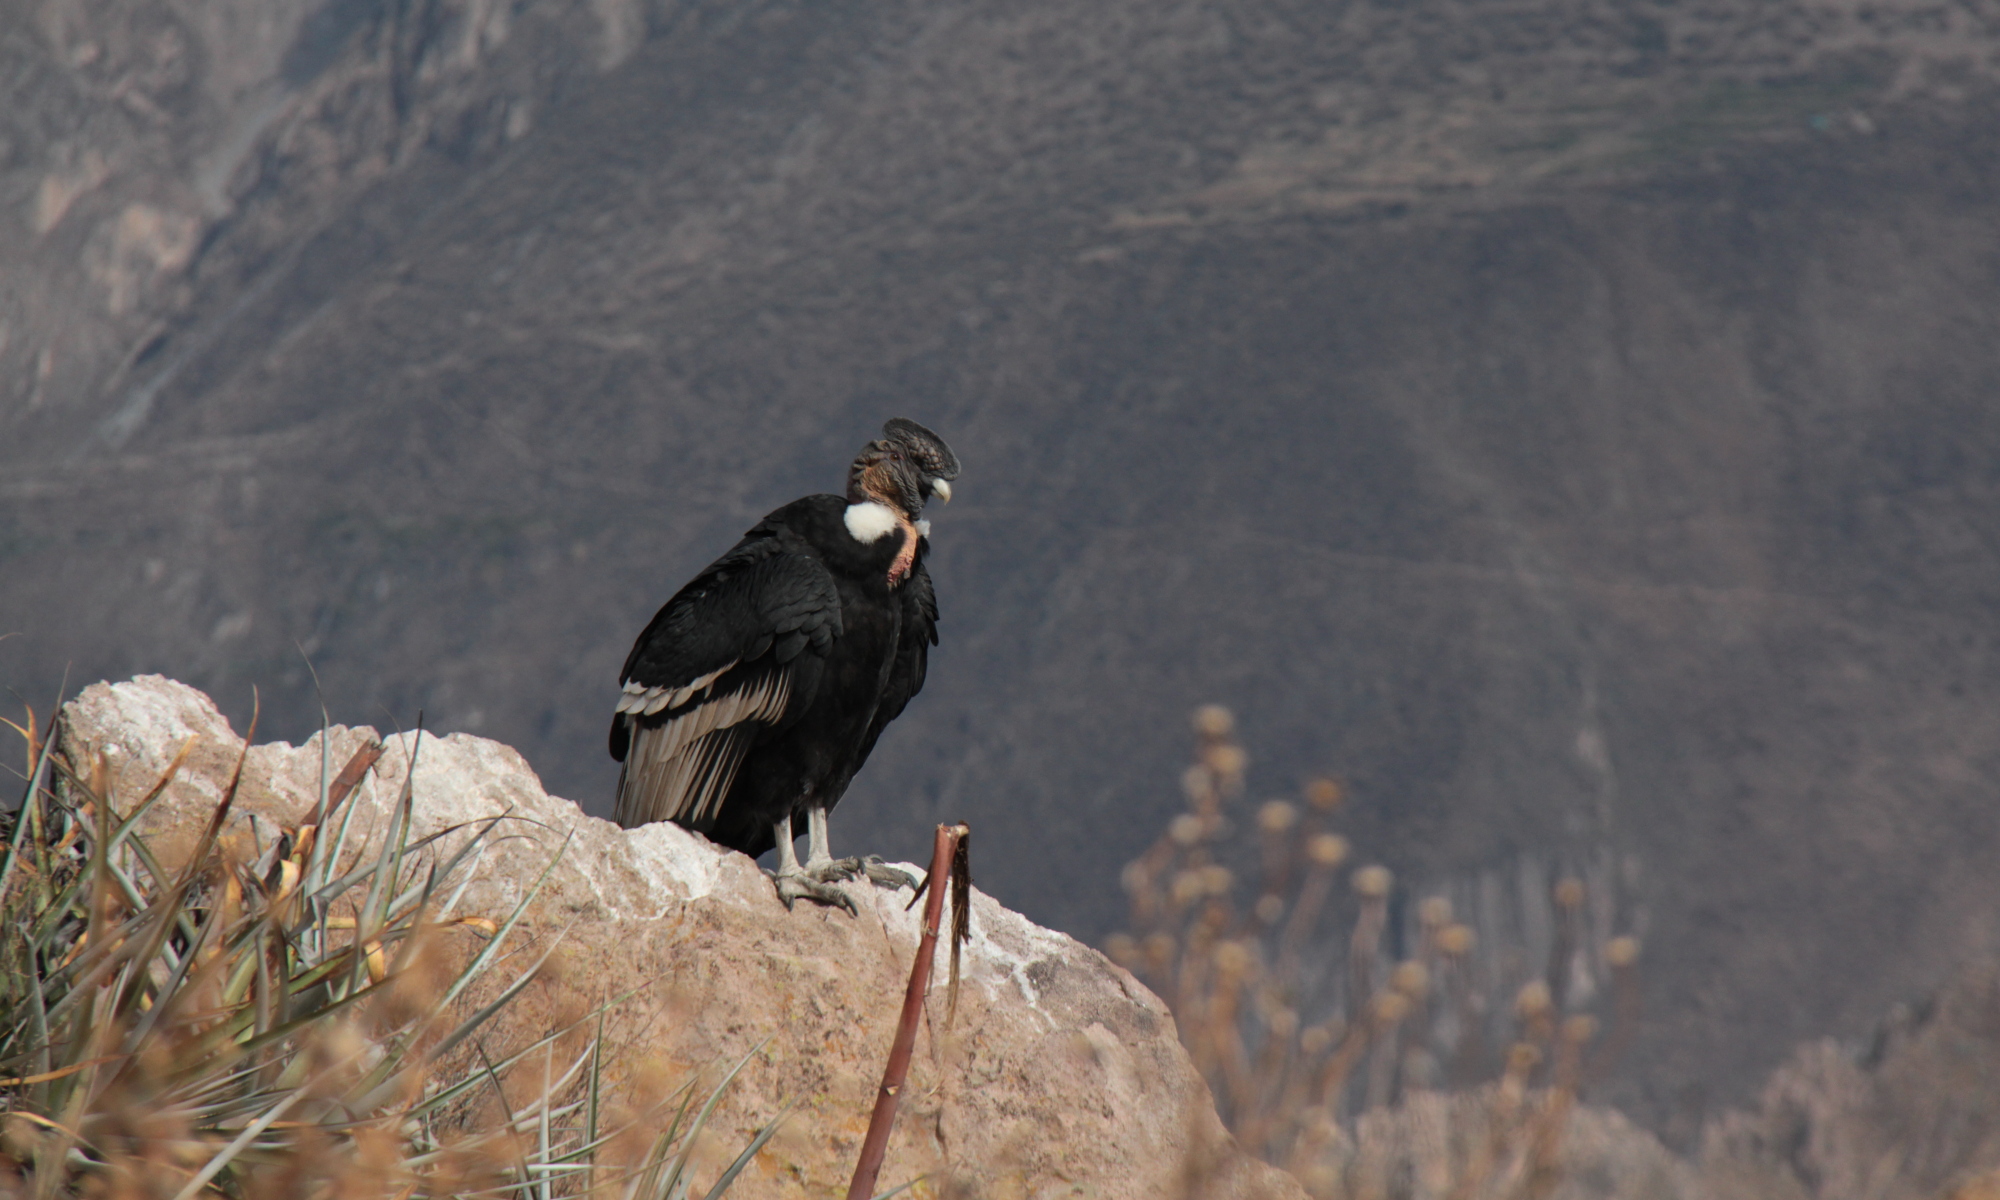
1701 961 2000 1200
56 675 1302 1199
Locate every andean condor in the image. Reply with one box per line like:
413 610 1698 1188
609 419 961 912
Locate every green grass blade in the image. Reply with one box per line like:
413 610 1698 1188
409 985 654 1122
351 726 419 992
104 736 197 854
353 936 562 1111
0 707 57 908
652 1041 768 1200
437 829 570 1014
166 1036 370 1200
698 1107 790 1200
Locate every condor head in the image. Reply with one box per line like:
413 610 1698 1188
883 417 959 507
847 418 960 519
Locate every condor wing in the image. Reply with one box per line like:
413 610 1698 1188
610 533 841 831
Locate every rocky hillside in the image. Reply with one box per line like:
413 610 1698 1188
52 676 2000 1199
8 0 2000 1138
56 674 1306 1198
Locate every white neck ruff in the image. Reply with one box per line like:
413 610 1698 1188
844 501 900 543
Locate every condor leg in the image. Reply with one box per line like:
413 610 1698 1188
804 805 917 891
768 811 857 915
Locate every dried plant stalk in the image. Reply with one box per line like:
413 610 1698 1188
1104 706 1645 1197
847 822 967 1200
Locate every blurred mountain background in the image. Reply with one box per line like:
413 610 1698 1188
6 0 2000 1142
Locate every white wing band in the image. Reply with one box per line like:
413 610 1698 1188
615 661 737 715
619 668 792 826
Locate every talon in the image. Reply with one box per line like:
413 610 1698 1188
859 856 918 890
806 856 863 883
769 869 858 915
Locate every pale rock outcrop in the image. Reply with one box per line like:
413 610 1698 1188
1700 961 2000 1200
57 675 1303 1200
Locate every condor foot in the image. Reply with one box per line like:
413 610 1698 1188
811 855 918 891
769 868 858 916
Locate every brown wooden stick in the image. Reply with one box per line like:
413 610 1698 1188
847 823 963 1200
296 740 382 827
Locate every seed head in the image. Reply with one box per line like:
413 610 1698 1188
1372 992 1411 1024
1352 864 1393 899
1182 765 1215 805
1305 778 1344 811
1266 1007 1299 1039
1213 940 1253 976
1562 1014 1599 1043
1436 924 1476 956
1390 961 1430 998
1199 865 1234 896
1308 833 1349 868
1514 980 1553 1020
1120 861 1149 894
1418 896 1453 928
1104 934 1138 966
1554 877 1586 909
1299 1103 1334 1130
1506 1042 1542 1075
1258 800 1297 834
1299 1025 1333 1056
1254 893 1285 925
1169 814 1205 846
1143 932 1176 966
1193 704 1235 738
1605 935 1641 968
1205 743 1247 778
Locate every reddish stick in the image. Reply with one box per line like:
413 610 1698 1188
846 823 963 1200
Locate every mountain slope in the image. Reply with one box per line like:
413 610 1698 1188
7 0 2000 1135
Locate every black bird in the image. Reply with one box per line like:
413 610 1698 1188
610 419 960 911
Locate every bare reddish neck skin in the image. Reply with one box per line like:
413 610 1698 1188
887 516 918 587
854 461 921 587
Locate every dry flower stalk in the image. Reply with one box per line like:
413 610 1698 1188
1106 706 1646 1197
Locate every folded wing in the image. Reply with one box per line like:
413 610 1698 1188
611 532 842 830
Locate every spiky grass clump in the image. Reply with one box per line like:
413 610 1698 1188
0 707 781 1199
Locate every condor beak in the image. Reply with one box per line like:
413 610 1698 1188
930 478 952 504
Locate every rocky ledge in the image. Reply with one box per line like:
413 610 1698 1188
56 675 1301 1199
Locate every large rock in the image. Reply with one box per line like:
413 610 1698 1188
1701 961 2000 1200
1319 1091 1694 1200
57 675 1302 1199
